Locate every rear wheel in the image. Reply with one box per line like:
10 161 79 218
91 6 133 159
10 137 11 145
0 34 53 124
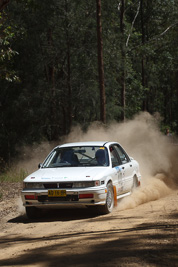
98 182 114 214
26 207 41 219
131 176 138 192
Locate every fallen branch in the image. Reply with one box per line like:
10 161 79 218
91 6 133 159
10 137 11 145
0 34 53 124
0 0 10 11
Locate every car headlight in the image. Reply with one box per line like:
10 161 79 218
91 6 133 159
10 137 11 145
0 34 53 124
23 182 44 189
73 181 100 188
23 180 103 189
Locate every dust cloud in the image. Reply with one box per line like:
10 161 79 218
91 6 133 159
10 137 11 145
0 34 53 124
64 112 177 210
66 112 177 178
17 197 25 214
17 112 178 211
117 174 172 211
16 141 57 174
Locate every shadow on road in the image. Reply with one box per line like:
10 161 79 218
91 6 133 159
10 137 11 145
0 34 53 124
1 217 178 267
8 207 103 224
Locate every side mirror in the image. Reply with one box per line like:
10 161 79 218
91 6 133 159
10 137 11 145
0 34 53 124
38 163 42 168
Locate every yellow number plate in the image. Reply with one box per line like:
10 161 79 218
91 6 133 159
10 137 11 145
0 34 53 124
48 190 66 197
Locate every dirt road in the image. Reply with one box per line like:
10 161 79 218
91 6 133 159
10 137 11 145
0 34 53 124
0 182 178 267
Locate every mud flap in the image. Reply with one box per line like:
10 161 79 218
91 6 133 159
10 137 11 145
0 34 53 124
113 185 117 207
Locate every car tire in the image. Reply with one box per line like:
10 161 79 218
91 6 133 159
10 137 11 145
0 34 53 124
26 207 41 219
131 176 138 192
98 182 114 214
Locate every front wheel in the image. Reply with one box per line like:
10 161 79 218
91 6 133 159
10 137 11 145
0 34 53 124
98 183 114 215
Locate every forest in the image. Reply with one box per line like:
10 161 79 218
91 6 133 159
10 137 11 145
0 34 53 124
0 0 178 167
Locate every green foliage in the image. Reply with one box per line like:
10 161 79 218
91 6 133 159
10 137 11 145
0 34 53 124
0 8 22 82
0 0 177 164
0 168 28 182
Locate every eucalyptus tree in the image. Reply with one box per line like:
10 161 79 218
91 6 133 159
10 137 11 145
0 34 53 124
8 0 99 139
0 0 177 166
0 0 10 11
101 0 143 120
132 0 178 129
96 0 106 124
0 0 24 163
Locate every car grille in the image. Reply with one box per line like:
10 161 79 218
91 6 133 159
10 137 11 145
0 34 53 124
43 183 73 189
38 195 78 202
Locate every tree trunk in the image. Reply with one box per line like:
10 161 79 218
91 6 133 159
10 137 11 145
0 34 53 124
140 0 147 111
120 0 126 121
47 28 58 140
0 0 9 11
65 0 72 132
67 39 72 131
96 0 106 124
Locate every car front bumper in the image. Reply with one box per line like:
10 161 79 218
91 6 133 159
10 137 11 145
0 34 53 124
21 186 107 208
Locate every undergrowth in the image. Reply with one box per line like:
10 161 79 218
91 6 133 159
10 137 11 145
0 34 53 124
0 168 28 183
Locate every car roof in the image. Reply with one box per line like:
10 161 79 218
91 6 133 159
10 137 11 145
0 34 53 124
57 141 121 148
58 141 109 148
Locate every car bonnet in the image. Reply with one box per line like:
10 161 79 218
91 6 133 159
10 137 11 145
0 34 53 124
24 166 110 183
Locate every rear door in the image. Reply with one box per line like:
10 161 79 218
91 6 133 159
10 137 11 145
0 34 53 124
114 144 134 192
109 145 124 195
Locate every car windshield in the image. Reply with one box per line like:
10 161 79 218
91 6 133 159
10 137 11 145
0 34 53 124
42 146 109 168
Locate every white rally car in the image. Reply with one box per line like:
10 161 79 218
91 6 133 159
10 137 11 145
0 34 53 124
21 141 141 218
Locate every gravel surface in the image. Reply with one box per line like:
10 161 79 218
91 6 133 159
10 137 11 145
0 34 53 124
0 182 23 218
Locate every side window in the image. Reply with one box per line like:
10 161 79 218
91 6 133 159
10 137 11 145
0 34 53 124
114 145 129 164
110 146 121 167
